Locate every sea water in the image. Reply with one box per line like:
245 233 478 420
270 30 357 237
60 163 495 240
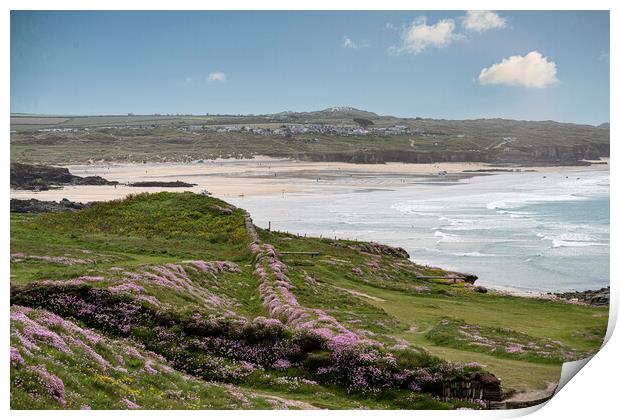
228 169 609 293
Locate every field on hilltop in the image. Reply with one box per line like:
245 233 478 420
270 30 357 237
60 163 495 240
10 192 607 409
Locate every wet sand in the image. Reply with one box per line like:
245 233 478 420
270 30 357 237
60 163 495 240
9 156 609 202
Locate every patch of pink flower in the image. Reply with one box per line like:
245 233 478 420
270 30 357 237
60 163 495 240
273 359 292 370
109 282 145 294
11 346 24 365
11 310 72 354
122 398 141 409
351 267 363 276
250 241 369 351
505 344 524 354
11 253 90 266
29 365 66 406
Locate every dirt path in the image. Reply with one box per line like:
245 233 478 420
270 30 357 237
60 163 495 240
332 285 386 302
251 393 320 410
502 382 557 409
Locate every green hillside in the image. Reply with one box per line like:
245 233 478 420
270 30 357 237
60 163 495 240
10 192 607 409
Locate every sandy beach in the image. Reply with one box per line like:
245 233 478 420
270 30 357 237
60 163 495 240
9 156 609 203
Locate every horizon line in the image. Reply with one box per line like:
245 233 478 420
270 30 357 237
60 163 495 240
9 111 610 127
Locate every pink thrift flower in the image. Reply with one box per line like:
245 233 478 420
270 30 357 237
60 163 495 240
122 398 141 409
273 359 292 370
10 346 25 365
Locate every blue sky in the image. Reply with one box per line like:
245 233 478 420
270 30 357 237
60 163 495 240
11 11 609 124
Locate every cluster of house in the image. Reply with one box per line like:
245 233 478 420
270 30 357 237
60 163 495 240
34 125 159 133
24 122 465 141
177 123 415 137
35 127 81 133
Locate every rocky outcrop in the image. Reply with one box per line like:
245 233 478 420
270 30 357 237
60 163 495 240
10 162 117 191
496 143 610 165
293 150 489 165
127 181 196 188
588 293 610 306
10 198 92 213
209 205 234 215
347 242 410 259
550 287 610 306
290 142 609 166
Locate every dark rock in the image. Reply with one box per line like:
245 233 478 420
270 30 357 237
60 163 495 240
462 273 479 283
587 293 610 306
10 162 117 190
474 286 488 294
209 205 234 215
127 181 197 188
551 286 610 306
348 242 410 259
10 198 92 213
75 176 117 186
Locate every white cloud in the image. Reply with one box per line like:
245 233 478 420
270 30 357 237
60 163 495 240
462 11 506 33
396 17 459 54
343 37 357 49
478 51 558 88
207 72 227 82
343 37 369 49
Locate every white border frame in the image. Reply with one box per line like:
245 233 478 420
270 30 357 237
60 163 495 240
2 2 616 419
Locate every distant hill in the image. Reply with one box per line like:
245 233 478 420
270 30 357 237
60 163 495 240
10 108 610 166
269 107 380 121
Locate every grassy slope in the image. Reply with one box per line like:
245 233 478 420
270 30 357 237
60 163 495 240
10 192 608 408
10 306 275 410
11 305 407 410
257 230 608 394
10 193 467 409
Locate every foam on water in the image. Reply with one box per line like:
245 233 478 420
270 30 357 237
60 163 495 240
486 194 587 211
229 169 609 293
454 251 502 257
434 230 462 243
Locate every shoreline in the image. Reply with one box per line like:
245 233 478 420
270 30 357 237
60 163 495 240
485 284 609 305
9 157 610 201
